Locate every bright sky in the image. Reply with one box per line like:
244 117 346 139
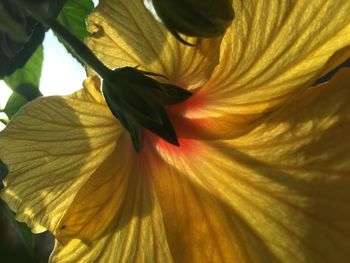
0 82 12 110
40 30 86 96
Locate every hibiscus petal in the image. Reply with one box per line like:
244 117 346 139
166 93 268 140
148 149 264 263
200 0 350 113
55 136 130 240
50 137 173 262
318 45 350 78
0 77 121 233
85 0 221 88
151 69 350 262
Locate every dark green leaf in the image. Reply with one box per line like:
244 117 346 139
4 93 28 119
0 201 34 262
14 0 69 19
5 44 43 89
0 0 45 78
35 0 69 18
3 44 43 118
57 0 94 41
0 2 27 42
17 222 35 258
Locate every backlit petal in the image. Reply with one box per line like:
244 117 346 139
151 69 350 262
148 148 260 263
85 0 221 88
166 93 268 140
55 143 129 241
51 135 173 262
0 77 121 233
200 0 350 113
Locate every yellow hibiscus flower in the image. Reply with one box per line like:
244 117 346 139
2 0 350 262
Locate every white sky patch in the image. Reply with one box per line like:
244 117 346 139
40 30 86 96
0 81 12 130
0 82 11 130
40 0 99 95
0 81 12 110
0 123 4 130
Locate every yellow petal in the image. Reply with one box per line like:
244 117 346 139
148 149 256 263
319 45 350 77
200 0 350 113
50 139 173 263
151 69 350 262
85 0 221 88
166 94 267 140
0 77 121 233
55 133 131 240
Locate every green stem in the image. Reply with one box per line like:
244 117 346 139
45 18 111 78
14 0 112 79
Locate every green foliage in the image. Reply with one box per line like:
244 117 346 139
5 45 43 89
0 0 45 78
4 93 28 119
57 0 94 41
55 0 94 65
4 45 43 118
0 201 35 263
0 2 27 42
35 0 69 18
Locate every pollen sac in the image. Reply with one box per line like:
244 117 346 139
151 0 234 43
102 67 192 152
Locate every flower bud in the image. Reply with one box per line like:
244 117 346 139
151 0 234 43
102 67 192 152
